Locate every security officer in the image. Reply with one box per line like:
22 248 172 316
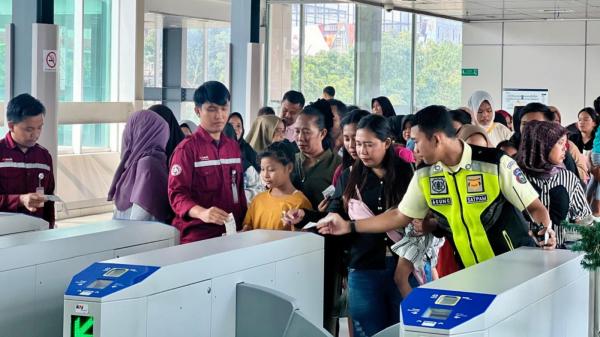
318 105 556 268
0 94 55 227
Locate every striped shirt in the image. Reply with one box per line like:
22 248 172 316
527 169 592 225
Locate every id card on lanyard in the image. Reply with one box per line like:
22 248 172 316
231 168 239 204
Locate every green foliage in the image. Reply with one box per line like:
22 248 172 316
565 220 600 271
380 31 412 108
415 40 462 109
288 31 461 109
299 49 356 103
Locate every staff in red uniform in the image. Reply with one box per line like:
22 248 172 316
168 81 247 243
0 94 55 227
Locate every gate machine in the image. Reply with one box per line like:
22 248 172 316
0 212 49 235
63 230 324 337
399 247 589 337
0 220 178 337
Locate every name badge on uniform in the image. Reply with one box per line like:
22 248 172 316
431 197 452 206
466 174 484 193
429 177 448 195
466 195 488 204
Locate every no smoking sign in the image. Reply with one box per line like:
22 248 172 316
43 49 57 72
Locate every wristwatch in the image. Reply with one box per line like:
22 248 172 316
349 220 357 233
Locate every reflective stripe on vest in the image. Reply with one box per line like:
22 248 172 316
418 161 500 267
194 158 241 168
0 162 51 171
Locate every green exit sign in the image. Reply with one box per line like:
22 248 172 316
462 68 479 76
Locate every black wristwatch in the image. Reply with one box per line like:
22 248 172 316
349 220 357 233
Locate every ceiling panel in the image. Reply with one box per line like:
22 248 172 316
355 0 600 21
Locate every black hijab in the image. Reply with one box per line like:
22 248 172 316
148 104 186 161
226 113 259 172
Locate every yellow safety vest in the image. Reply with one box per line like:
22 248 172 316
418 157 513 267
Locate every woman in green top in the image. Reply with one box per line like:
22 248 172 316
292 99 342 209
292 99 343 334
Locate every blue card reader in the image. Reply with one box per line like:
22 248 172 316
65 262 160 298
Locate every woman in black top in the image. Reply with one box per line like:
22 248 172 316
371 96 396 118
285 114 414 337
227 112 259 171
569 107 598 155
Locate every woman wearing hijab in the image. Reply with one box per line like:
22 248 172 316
148 104 185 161
179 119 197 137
245 115 286 153
457 124 493 148
516 121 591 247
228 112 259 171
467 90 512 146
512 103 588 183
108 110 172 223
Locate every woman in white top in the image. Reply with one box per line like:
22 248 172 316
467 90 513 146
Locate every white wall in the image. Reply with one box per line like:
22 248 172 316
462 21 600 124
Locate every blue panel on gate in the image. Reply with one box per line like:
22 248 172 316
65 263 160 298
401 288 496 330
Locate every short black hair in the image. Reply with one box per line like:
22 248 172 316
449 109 472 125
193 81 230 107
521 102 554 121
258 141 295 167
328 99 347 119
595 96 600 114
258 106 275 116
282 90 305 108
413 105 456 139
6 93 46 124
323 86 335 97
496 140 516 150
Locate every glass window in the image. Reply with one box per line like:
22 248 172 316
184 20 230 89
207 23 230 86
58 125 73 148
0 0 11 102
83 0 112 102
380 10 412 114
415 15 462 109
302 3 355 103
55 0 74 102
144 13 163 88
180 102 200 124
185 23 206 88
266 3 300 107
82 123 110 149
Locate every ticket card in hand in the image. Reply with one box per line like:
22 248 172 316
322 185 336 199
225 213 237 235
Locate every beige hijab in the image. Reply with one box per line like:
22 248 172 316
457 124 492 147
245 115 283 152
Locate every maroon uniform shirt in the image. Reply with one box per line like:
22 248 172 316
168 126 247 243
0 132 55 227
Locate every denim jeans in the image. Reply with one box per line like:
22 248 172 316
348 257 420 337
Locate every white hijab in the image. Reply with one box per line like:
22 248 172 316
467 90 495 129
179 120 198 133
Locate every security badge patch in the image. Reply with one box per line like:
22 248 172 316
429 177 448 195
466 174 484 193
